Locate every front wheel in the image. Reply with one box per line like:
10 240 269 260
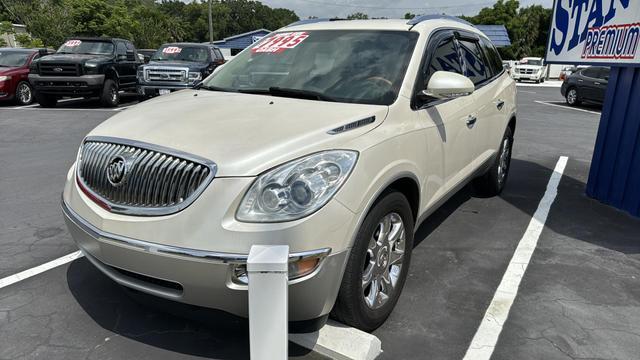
474 126 513 196
100 79 119 107
331 191 414 332
15 81 34 105
565 87 580 106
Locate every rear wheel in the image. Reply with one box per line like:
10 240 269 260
100 79 119 107
15 81 34 105
565 87 580 106
331 191 414 332
35 92 57 108
474 126 513 196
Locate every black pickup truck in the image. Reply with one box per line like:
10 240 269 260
29 37 141 107
137 43 225 99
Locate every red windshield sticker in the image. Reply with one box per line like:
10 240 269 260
162 46 182 54
251 32 309 54
65 40 82 47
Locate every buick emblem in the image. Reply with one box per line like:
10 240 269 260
53 67 63 72
106 155 128 187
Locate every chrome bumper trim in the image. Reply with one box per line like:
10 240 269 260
61 199 331 264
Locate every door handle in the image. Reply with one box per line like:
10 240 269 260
496 99 505 110
578 79 584 82
466 115 477 127
594 82 601 85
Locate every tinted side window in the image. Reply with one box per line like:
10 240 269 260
480 38 503 76
116 42 127 56
458 39 489 85
582 67 599 78
598 67 610 80
424 37 463 88
214 49 224 59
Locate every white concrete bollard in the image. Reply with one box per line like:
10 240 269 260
248 245 289 360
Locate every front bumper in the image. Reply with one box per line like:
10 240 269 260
29 74 104 96
62 159 357 320
512 73 543 81
137 83 194 97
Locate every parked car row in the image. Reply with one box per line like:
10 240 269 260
1 37 227 107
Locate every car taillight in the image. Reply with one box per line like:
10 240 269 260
213 59 225 66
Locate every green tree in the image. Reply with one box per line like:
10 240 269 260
347 12 368 20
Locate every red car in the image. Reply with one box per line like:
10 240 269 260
0 48 53 105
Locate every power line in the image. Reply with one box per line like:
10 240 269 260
291 0 496 10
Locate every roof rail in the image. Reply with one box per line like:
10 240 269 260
406 14 474 27
285 18 348 28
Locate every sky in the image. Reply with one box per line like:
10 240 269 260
257 0 554 19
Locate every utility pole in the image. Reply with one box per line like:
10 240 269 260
208 0 214 43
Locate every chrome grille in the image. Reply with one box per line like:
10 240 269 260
77 137 216 216
40 63 81 76
144 66 188 83
518 68 535 74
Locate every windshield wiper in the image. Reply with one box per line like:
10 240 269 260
238 87 336 102
196 84 236 92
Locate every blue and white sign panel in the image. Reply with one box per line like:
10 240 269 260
547 0 640 65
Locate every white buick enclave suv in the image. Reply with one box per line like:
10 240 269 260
62 16 516 332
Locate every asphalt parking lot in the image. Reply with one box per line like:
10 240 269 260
1 86 639 360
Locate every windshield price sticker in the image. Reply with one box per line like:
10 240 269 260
162 46 182 54
251 32 309 54
64 40 82 47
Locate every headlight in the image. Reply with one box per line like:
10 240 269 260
84 62 98 74
236 150 358 222
0 76 10 82
188 72 202 81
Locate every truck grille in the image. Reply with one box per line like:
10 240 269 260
518 68 535 74
77 138 216 216
39 63 81 76
144 66 188 83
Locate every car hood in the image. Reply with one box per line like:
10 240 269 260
39 54 111 64
87 89 387 176
0 66 20 74
515 65 542 70
144 61 207 71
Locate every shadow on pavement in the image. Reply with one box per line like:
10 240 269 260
415 158 640 255
66 259 317 359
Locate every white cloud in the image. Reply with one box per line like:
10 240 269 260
256 0 554 19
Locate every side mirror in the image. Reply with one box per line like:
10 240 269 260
422 71 474 100
126 50 136 61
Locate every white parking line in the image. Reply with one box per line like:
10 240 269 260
463 156 568 360
10 97 84 110
535 100 601 115
0 251 83 289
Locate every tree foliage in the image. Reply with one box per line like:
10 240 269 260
3 0 299 49
461 0 552 59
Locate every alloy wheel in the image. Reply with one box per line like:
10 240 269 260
17 83 32 105
567 89 577 105
497 137 511 185
362 212 406 310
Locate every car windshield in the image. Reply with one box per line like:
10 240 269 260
522 59 542 66
57 40 114 55
202 30 419 105
0 51 31 67
152 46 210 62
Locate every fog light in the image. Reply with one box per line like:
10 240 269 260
288 257 320 279
231 257 322 285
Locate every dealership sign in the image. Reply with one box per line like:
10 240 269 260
546 0 640 65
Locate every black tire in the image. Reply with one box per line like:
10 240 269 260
540 78 545 83
35 92 57 108
331 191 414 332
100 79 119 107
565 87 581 106
15 81 34 105
474 126 514 196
